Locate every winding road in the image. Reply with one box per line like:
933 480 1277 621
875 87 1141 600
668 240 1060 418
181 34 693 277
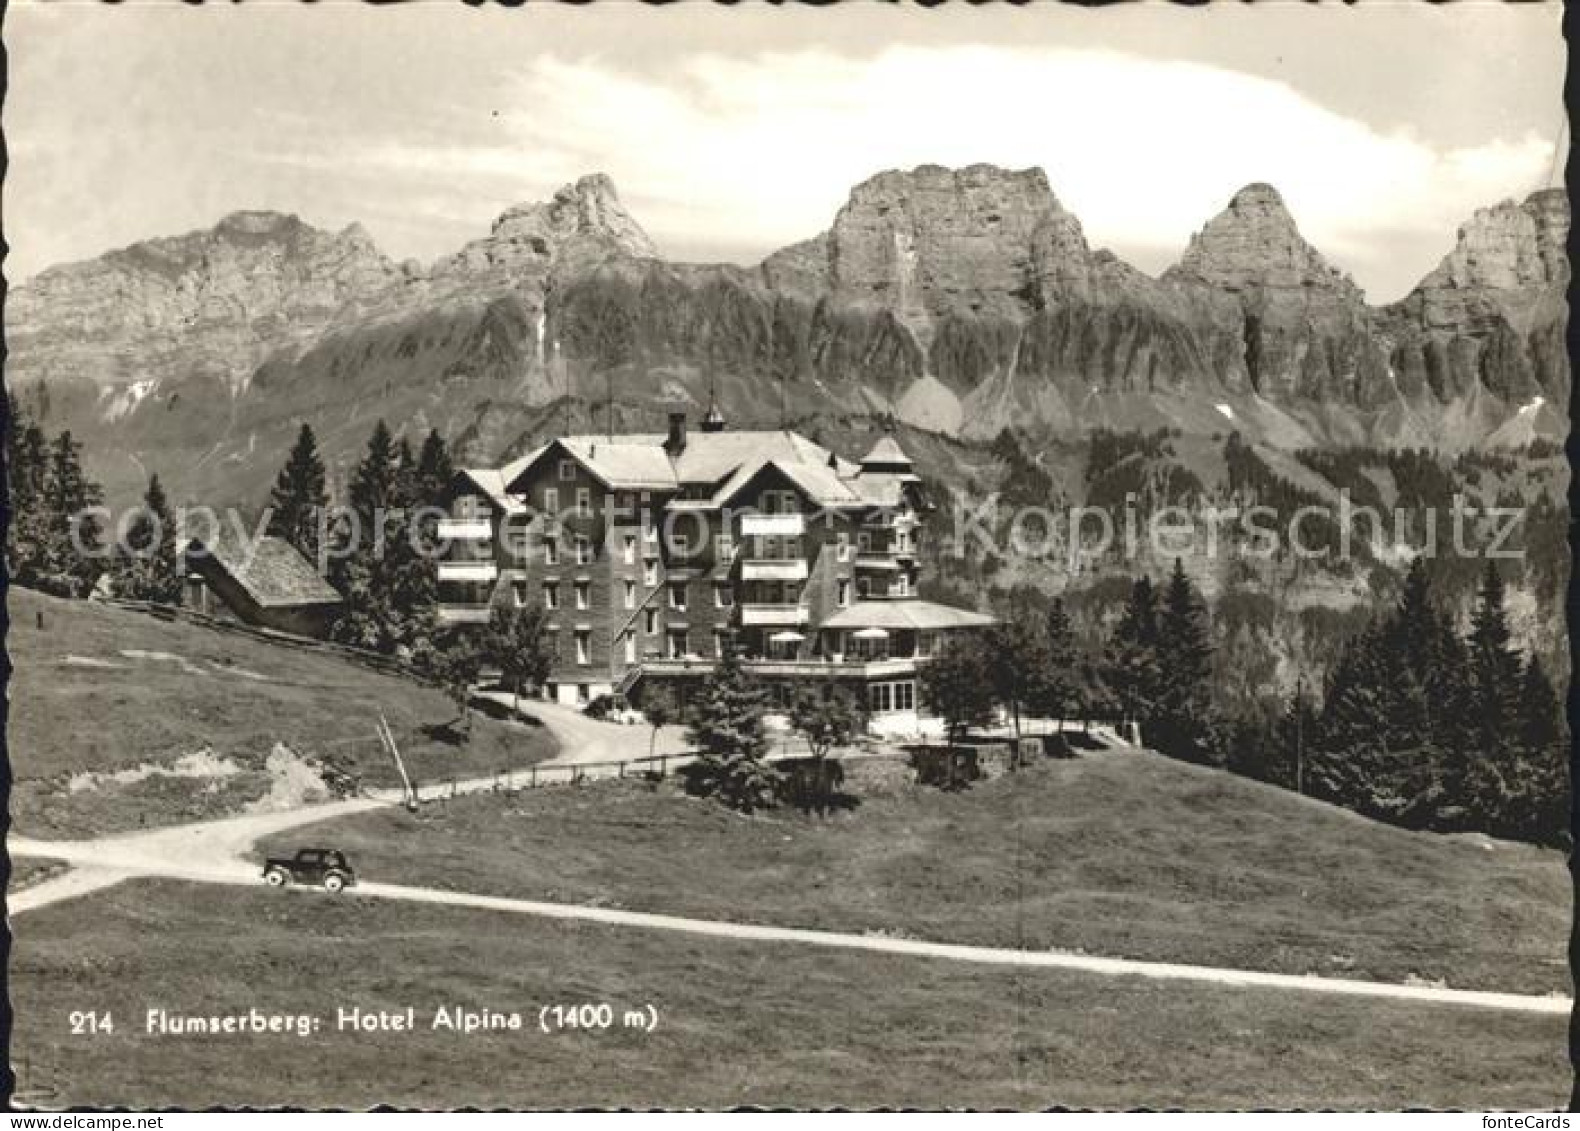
8 702 1572 1017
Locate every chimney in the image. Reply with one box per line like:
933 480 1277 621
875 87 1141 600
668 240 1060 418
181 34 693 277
664 410 688 455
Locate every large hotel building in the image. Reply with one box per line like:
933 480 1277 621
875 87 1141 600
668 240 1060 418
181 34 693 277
435 409 993 733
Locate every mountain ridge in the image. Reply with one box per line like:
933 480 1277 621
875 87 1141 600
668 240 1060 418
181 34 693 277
5 165 1567 509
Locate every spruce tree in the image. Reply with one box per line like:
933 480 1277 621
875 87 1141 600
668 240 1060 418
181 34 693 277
1032 597 1083 727
1467 562 1524 754
1102 576 1163 739
686 634 781 813
413 428 456 503
1153 558 1220 764
5 397 50 585
111 473 183 604
40 430 104 596
267 423 329 565
331 420 403 651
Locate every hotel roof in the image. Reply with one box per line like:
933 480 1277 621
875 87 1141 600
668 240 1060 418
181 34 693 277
471 425 911 510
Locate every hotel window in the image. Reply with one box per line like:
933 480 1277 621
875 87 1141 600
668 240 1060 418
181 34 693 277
716 533 734 560
668 582 687 611
542 582 559 611
544 488 559 516
544 539 559 567
779 491 800 514
837 533 851 562
857 531 872 553
673 532 691 558
511 581 527 607
559 459 577 482
870 683 891 714
623 535 637 565
713 630 727 658
576 488 592 517
895 681 915 712
624 580 637 610
644 608 658 635
857 577 871 598
574 631 591 666
644 561 658 586
667 630 689 659
574 581 590 610
624 633 636 663
714 582 732 609
894 574 909 597
575 536 593 565
837 579 851 607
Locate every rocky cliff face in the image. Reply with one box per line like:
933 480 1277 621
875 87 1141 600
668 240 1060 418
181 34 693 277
4 166 1567 509
1379 189 1569 422
8 211 405 396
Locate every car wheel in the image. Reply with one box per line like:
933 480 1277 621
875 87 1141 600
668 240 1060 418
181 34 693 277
264 867 288 887
323 873 346 893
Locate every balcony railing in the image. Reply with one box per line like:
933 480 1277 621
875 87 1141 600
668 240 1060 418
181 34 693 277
739 603 811 627
437 518 493 541
636 655 923 679
437 605 492 625
741 560 809 582
741 513 805 537
438 561 498 583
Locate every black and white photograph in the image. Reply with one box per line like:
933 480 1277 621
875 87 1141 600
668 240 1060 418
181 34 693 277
1 0 1572 1112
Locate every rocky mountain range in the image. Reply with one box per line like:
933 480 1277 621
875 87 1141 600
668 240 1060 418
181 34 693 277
4 165 1568 508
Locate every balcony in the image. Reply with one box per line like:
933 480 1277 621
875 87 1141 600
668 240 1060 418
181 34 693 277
437 518 492 541
739 603 811 627
437 605 492 625
855 553 901 571
437 561 498 583
741 513 805 537
636 655 922 680
741 559 809 582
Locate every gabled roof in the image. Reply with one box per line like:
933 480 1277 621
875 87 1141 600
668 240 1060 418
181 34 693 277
820 599 995 632
861 434 913 468
455 468 528 515
477 424 915 513
187 534 342 609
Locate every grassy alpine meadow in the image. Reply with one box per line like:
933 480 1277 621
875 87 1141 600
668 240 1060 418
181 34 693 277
260 748 1571 997
8 587 557 838
8 879 1566 1110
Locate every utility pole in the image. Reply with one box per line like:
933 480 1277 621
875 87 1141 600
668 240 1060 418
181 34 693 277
1295 675 1305 796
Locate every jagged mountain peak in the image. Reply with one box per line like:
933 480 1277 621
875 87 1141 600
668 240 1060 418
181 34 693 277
1166 182 1357 299
485 172 656 258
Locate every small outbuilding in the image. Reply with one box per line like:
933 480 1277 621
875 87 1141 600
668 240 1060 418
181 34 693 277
183 533 343 638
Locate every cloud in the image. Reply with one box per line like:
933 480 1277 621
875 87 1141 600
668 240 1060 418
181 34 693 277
465 45 1556 302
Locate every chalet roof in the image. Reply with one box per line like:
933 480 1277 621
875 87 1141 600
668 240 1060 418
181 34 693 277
187 534 342 609
860 434 913 468
456 468 528 515
477 424 913 513
820 599 995 632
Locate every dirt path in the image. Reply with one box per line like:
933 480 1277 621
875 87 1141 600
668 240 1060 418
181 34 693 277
9 712 1572 1017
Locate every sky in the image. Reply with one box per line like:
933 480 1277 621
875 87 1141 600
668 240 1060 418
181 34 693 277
3 2 1567 303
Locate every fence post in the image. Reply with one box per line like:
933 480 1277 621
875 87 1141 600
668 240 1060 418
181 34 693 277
530 765 537 788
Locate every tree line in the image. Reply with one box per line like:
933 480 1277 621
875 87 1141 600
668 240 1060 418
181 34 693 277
5 393 181 601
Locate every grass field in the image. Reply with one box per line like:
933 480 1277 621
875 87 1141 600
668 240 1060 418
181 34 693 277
260 751 1571 996
9 879 1566 1110
8 588 557 838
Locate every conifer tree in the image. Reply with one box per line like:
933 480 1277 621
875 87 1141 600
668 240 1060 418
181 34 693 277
1467 562 1525 753
111 473 183 604
1103 576 1163 738
1032 597 1084 727
40 430 104 596
267 423 329 565
1153 558 1220 764
5 396 50 585
686 634 781 813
